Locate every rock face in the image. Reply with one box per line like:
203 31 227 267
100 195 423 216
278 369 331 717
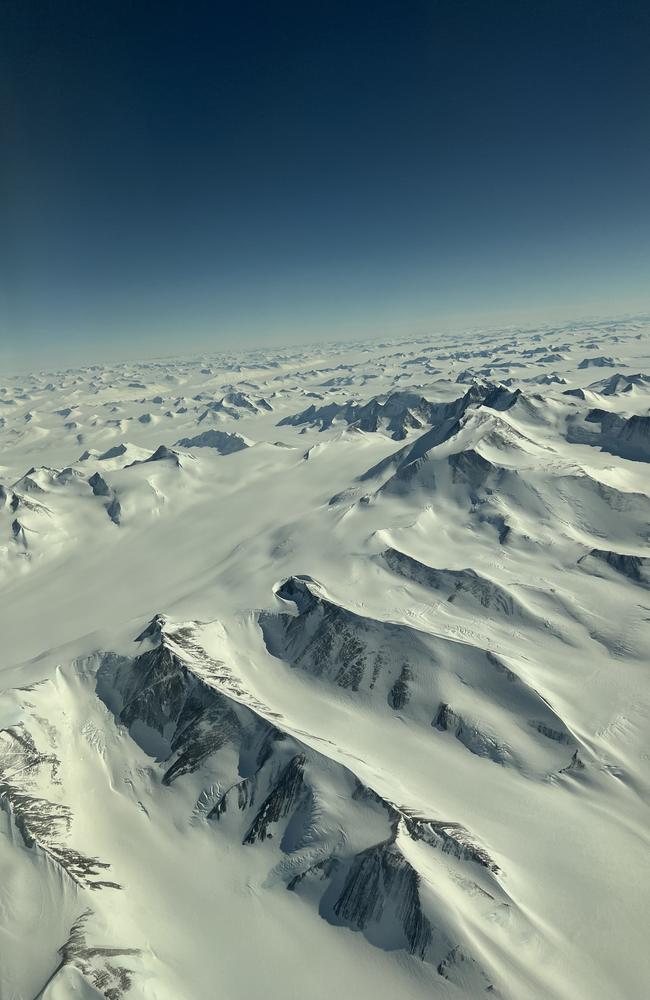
380 547 518 616
197 391 272 422
278 382 520 441
54 911 139 1000
175 429 251 453
98 443 128 460
126 444 181 467
433 703 510 764
90 615 504 983
106 496 122 525
242 753 307 844
588 372 650 395
567 410 650 461
578 548 650 587
578 355 616 369
0 726 117 890
332 838 432 958
89 472 110 496
261 576 575 776
97 624 242 785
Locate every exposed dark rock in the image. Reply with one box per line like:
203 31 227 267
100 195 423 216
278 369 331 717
264 578 390 693
51 909 139 1000
106 497 121 525
578 548 650 587
126 444 181 467
381 548 517 615
287 856 339 891
11 518 28 548
403 815 499 872
448 449 494 490
89 472 110 497
567 410 650 462
243 754 307 844
529 721 571 744
578 356 615 369
433 704 508 764
97 443 128 460
281 383 520 443
388 664 412 710
0 727 117 889
97 633 241 784
175 429 250 452
333 839 432 959
560 750 585 774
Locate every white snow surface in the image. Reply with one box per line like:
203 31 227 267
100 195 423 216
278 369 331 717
1 317 649 1000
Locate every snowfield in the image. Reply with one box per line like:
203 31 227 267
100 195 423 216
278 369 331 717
1 316 649 1000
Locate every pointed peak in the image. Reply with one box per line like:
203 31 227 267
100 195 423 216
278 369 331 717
135 613 169 643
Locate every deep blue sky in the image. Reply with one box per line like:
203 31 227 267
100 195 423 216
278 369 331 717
2 1 649 364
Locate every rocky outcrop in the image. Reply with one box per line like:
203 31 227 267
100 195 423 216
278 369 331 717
197 391 271 423
433 703 510 764
588 372 650 395
106 497 122 525
578 548 650 587
243 754 307 843
402 814 499 872
332 838 433 958
96 625 241 784
126 444 181 467
89 472 110 497
175 429 251 452
91 615 502 980
264 576 574 775
567 410 650 462
578 356 615 369
380 548 518 616
0 727 117 889
280 382 520 442
388 664 412 709
48 910 139 1000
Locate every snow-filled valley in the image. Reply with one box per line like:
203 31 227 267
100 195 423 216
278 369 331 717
1 317 649 1000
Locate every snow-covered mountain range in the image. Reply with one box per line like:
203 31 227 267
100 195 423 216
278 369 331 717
1 316 649 999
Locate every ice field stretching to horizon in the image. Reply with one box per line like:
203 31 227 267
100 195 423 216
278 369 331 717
1 315 649 1000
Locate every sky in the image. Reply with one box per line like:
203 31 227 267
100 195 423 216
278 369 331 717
2 0 649 366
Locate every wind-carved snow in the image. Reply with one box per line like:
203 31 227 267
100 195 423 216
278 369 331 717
0 316 649 1000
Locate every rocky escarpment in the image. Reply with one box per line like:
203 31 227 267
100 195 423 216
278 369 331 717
197 391 272 423
92 615 504 982
380 546 520 616
278 390 451 440
587 372 650 396
578 548 650 587
331 836 432 958
567 409 650 462
97 620 242 784
261 577 576 777
433 703 511 764
175 429 251 452
279 381 520 442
